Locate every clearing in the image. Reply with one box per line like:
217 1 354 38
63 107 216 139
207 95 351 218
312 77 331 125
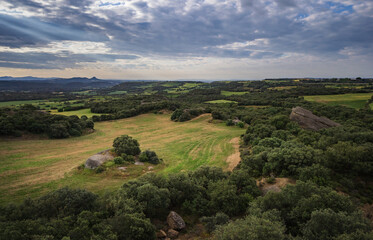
0 113 244 204
304 93 373 109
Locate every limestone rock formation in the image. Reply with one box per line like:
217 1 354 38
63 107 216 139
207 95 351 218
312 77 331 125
85 149 114 169
290 106 341 131
167 211 186 230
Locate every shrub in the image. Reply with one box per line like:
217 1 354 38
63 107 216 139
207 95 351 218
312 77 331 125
237 122 245 128
226 119 234 126
95 166 105 173
121 154 135 163
139 150 162 164
114 157 124 165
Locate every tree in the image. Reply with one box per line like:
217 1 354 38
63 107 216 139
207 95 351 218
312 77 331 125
113 135 141 156
136 183 170 217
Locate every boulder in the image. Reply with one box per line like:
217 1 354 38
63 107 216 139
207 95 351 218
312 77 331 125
167 211 186 230
85 149 114 169
167 229 179 239
290 106 341 131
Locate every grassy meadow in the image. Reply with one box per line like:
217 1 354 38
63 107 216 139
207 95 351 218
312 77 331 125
221 91 248 96
0 113 244 204
304 93 373 109
50 108 98 118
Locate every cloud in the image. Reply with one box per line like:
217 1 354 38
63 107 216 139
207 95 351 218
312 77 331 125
0 0 371 76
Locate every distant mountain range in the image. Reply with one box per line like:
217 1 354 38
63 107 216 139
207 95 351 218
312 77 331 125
0 77 123 92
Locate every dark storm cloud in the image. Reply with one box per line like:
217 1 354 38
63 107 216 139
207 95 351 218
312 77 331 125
0 51 139 69
0 14 107 48
0 0 372 69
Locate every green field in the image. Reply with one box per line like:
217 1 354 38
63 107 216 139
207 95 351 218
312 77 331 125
0 99 85 110
221 91 248 96
51 108 98 118
304 93 373 109
206 100 238 104
0 113 244 204
0 100 43 107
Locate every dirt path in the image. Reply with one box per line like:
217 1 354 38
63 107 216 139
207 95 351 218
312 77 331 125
226 137 240 171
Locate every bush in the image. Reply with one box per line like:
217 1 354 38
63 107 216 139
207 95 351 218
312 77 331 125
139 150 162 164
179 112 192 122
113 135 141 156
95 166 105 173
114 157 124 165
121 154 135 163
226 119 234 126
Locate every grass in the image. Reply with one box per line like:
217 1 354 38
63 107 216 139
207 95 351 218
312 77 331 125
50 108 98 118
0 100 43 107
0 113 244 204
205 100 238 104
304 93 373 109
0 99 86 111
108 91 127 95
221 91 248 96
268 86 297 90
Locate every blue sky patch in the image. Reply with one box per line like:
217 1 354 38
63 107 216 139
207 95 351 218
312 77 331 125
326 1 354 14
99 2 122 7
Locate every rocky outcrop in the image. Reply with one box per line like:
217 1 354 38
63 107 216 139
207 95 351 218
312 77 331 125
290 106 341 131
167 211 186 231
85 149 114 169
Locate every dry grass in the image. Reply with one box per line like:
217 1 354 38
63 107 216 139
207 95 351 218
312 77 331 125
0 113 244 204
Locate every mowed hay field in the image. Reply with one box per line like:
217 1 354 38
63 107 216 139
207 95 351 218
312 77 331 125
0 113 244 204
304 93 373 109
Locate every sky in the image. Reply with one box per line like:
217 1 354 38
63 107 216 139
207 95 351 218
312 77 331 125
0 0 372 80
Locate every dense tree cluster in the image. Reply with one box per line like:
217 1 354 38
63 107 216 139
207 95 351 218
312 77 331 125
239 104 373 202
0 105 94 138
90 97 179 122
1 169 371 240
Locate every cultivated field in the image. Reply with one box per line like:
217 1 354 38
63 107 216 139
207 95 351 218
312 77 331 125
0 113 244 204
304 93 373 109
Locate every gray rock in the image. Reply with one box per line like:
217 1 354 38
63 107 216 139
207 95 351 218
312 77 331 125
85 149 114 169
167 211 186 230
290 106 341 131
134 159 144 165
